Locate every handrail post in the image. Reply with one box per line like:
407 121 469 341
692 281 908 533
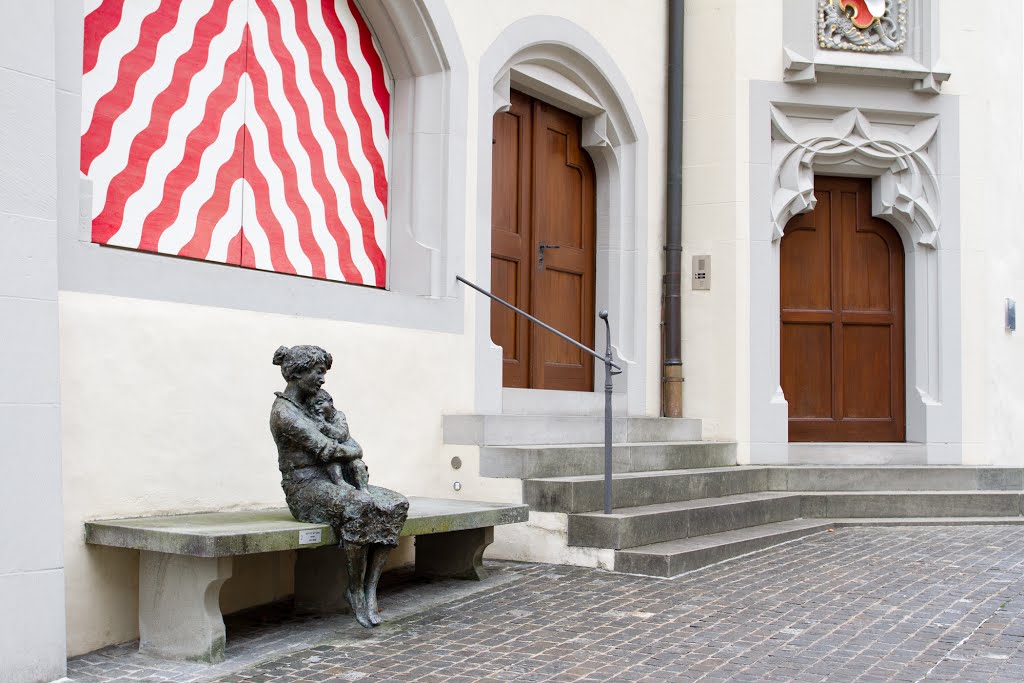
600 310 613 515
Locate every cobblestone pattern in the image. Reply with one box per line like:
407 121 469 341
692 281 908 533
65 569 522 683
71 526 1024 682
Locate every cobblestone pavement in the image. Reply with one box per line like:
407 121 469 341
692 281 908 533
70 526 1024 682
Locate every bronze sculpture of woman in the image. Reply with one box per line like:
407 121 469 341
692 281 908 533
269 345 409 628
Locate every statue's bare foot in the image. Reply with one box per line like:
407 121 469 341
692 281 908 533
346 588 373 629
366 589 382 626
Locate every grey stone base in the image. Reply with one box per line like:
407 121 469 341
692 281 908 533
294 547 350 614
135 529 497 663
415 527 494 580
138 552 232 663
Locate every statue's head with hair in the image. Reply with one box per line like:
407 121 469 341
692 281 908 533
272 345 333 382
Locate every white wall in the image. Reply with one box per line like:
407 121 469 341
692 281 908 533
59 291 479 654
940 1 1024 465
679 0 743 443
678 0 1024 466
56 0 672 657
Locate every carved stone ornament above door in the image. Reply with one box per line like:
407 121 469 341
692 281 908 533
770 106 940 248
783 0 947 92
819 0 907 53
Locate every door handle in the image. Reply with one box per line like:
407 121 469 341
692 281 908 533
538 242 560 271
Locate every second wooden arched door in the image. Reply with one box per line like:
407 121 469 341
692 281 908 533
781 176 905 442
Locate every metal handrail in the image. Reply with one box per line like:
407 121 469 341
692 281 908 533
457 275 620 514
457 276 621 373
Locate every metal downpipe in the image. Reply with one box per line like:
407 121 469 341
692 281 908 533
662 0 684 417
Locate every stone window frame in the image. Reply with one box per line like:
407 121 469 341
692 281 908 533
56 0 469 332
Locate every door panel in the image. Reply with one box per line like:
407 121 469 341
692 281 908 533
782 323 834 419
842 324 892 418
531 100 596 391
780 202 832 311
490 257 522 373
842 221 892 311
490 92 533 388
781 176 905 442
490 91 596 391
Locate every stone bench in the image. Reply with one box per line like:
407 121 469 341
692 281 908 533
85 497 528 662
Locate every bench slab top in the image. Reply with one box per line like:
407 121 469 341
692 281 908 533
85 497 528 557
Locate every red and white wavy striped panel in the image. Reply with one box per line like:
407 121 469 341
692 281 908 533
81 0 390 286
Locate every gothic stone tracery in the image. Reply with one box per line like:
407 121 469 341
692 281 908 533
770 106 940 247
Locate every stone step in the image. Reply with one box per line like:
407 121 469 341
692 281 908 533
614 515 1024 578
525 465 1024 513
500 388 628 416
832 516 1024 527
525 465 764 513
614 519 833 577
774 443 930 465
443 414 702 446
801 491 1024 518
567 492 802 550
768 466 1024 492
482 441 737 479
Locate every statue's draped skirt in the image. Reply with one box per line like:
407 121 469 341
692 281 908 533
284 478 408 547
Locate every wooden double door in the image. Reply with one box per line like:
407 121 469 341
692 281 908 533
490 90 597 391
781 176 906 442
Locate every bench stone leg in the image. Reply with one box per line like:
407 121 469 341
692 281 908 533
294 546 350 613
138 551 232 663
415 527 494 580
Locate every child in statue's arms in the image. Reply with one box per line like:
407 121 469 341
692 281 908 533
311 390 370 491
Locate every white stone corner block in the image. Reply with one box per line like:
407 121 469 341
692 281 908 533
582 113 611 151
493 70 512 113
782 47 816 84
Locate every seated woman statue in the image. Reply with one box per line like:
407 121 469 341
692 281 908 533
269 345 409 628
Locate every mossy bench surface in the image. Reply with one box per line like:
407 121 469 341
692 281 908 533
85 497 528 557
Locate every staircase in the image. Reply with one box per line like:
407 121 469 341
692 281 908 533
446 414 1024 578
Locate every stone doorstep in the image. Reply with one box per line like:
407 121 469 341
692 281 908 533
481 441 738 479
84 496 529 557
442 414 703 446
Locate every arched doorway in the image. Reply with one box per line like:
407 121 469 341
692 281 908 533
490 89 597 391
471 17 651 415
781 175 906 442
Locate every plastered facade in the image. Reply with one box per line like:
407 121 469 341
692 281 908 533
939 1 1024 466
58 291 493 654
678 0 1023 469
53 0 670 658
2 0 1022 670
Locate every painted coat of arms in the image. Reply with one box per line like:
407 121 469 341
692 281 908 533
819 0 907 53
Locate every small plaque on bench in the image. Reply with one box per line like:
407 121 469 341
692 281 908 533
298 529 322 545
